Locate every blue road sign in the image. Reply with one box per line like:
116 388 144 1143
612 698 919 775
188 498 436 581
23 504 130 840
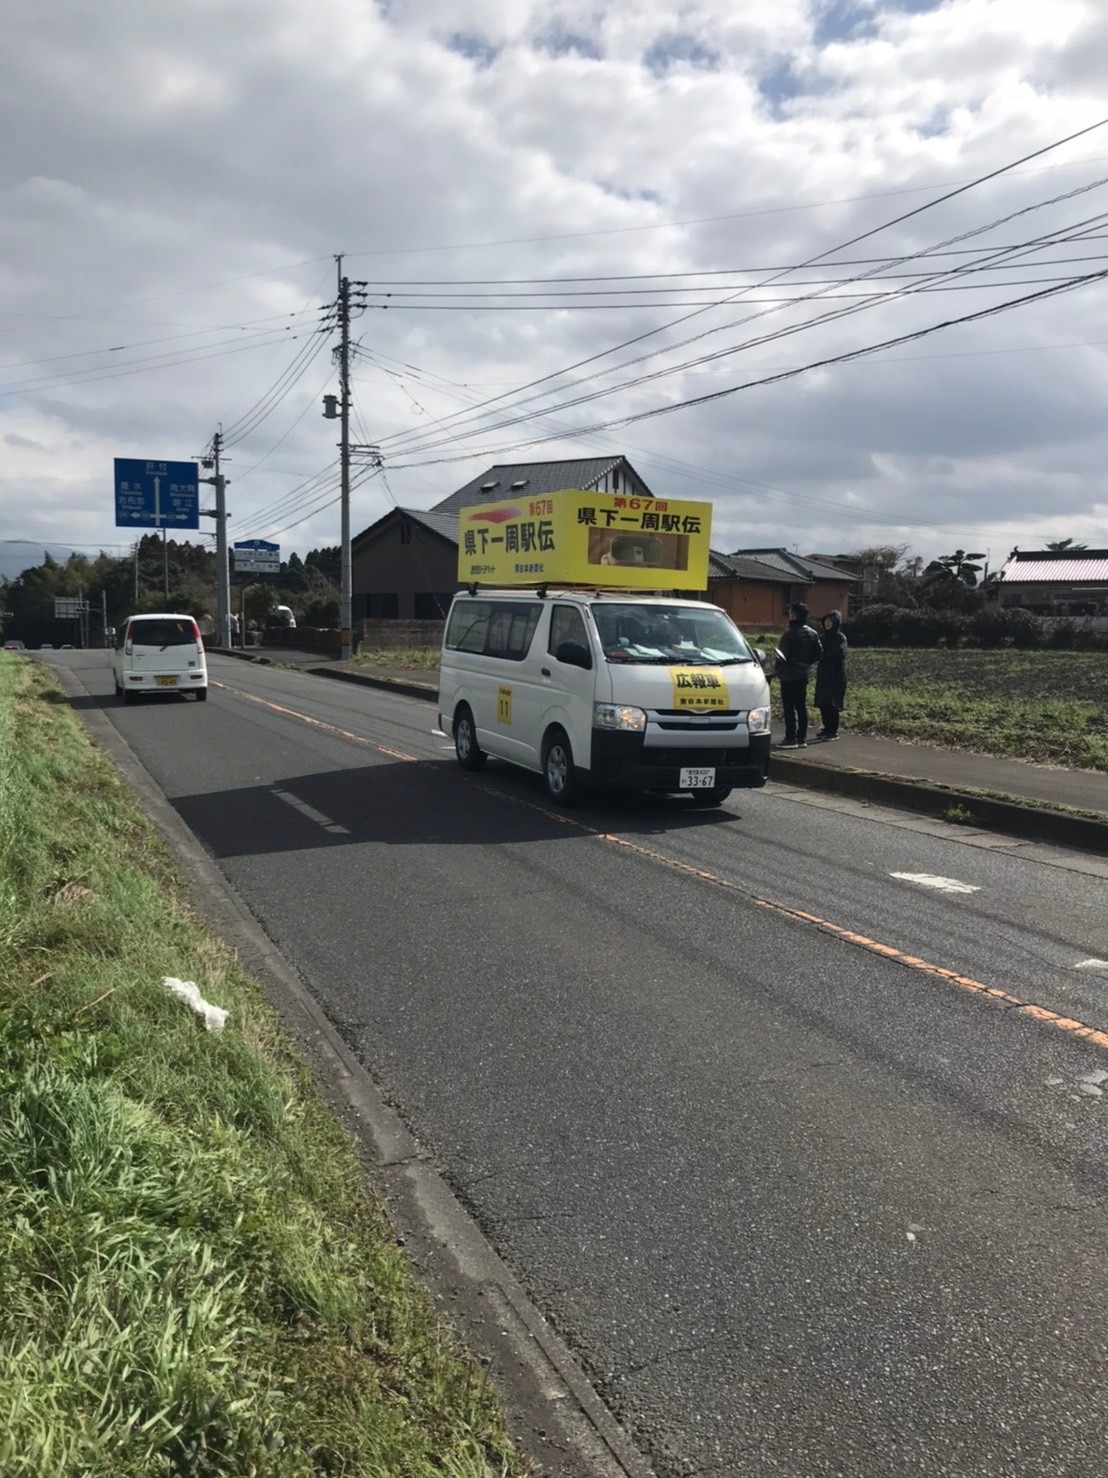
114 458 200 530
233 539 280 572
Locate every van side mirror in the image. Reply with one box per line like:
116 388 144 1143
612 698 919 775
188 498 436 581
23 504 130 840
556 640 592 670
754 647 766 664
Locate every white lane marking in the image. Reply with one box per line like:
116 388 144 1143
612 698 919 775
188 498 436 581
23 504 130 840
271 788 351 835
890 872 981 894
1075 958 1108 972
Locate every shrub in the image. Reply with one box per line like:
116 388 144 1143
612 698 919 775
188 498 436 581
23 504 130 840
843 604 899 646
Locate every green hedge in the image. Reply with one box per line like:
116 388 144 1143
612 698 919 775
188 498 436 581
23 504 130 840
844 604 1108 651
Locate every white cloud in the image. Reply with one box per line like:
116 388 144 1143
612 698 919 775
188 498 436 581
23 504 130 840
1 0 1107 574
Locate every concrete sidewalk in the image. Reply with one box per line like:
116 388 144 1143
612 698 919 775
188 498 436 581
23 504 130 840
776 727 1108 817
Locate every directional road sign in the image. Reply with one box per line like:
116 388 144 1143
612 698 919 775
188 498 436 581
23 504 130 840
233 539 280 574
54 597 86 619
114 459 200 530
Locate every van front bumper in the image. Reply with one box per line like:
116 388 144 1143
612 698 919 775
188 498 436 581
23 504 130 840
587 730 771 790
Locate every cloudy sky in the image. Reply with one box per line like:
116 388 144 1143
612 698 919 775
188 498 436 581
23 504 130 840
2 0 1108 580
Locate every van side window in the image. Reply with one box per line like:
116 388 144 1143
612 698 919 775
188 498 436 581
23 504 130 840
446 602 492 653
549 605 588 657
486 603 541 661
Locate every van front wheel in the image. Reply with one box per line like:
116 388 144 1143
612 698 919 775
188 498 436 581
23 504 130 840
543 729 580 807
454 707 486 772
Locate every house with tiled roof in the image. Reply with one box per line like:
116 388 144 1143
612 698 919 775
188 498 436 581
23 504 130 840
708 548 859 628
995 548 1108 616
351 457 655 622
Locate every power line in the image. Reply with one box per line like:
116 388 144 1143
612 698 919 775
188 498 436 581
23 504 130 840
379 199 1108 461
221 322 333 447
344 150 1108 258
0 325 320 399
368 120 1108 459
393 266 1108 467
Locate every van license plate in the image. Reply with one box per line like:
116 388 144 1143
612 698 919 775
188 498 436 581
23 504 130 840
680 767 716 789
155 676 178 687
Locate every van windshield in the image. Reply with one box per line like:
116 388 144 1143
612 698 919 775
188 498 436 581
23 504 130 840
130 618 195 648
590 603 754 665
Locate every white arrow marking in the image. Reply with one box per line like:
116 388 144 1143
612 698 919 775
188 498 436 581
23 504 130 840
1075 959 1108 971
890 872 980 894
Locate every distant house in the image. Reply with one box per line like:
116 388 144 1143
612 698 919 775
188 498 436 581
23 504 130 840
708 548 859 627
995 548 1108 616
351 456 655 620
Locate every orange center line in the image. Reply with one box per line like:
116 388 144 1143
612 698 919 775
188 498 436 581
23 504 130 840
211 681 1108 1056
210 681 419 762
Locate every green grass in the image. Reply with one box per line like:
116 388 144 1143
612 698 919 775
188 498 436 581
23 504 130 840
845 649 1108 772
354 648 440 672
0 655 526 1478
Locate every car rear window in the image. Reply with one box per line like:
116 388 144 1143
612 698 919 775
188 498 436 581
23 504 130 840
129 619 196 647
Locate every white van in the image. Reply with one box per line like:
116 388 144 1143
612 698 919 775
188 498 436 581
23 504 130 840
114 613 208 703
438 590 771 806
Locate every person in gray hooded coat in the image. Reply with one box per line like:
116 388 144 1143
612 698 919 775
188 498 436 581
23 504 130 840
814 611 848 740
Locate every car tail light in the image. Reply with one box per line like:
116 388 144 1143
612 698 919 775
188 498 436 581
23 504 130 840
190 619 204 652
124 623 134 656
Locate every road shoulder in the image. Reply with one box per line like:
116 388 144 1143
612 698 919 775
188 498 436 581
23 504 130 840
55 659 655 1478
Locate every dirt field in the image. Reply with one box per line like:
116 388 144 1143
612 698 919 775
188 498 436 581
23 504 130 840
846 649 1108 771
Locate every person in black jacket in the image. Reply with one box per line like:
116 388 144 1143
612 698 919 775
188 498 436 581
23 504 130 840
773 602 823 748
814 610 848 740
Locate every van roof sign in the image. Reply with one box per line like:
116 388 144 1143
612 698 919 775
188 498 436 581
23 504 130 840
457 488 711 591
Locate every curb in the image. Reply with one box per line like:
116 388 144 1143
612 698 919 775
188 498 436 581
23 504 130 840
309 665 438 703
209 646 273 664
770 754 1108 857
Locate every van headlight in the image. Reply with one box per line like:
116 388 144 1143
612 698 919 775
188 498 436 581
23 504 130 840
594 703 647 732
746 706 770 733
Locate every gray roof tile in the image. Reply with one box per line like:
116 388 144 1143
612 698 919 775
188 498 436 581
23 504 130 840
431 457 630 516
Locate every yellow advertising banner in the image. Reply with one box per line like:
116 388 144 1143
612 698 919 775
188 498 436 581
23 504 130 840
456 488 712 590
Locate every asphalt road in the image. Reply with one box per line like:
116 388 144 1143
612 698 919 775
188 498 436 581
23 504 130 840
55 651 1108 1477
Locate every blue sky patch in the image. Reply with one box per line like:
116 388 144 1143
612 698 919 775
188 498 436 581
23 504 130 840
535 26 602 61
758 57 807 115
814 0 879 47
643 33 720 76
446 32 501 69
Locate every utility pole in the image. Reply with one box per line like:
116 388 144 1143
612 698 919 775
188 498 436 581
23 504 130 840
324 258 368 662
337 258 352 661
200 431 232 647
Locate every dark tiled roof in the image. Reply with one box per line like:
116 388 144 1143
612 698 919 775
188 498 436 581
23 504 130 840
402 508 459 543
431 457 631 516
728 548 859 582
352 505 459 549
709 550 793 583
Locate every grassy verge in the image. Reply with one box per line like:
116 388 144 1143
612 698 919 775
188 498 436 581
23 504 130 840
0 655 526 1478
354 648 440 672
845 650 1108 772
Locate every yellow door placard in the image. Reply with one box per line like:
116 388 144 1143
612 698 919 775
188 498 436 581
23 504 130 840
497 685 512 725
457 489 712 590
669 668 729 711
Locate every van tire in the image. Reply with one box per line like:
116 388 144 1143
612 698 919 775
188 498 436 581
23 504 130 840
454 706 486 771
689 786 732 807
195 688 208 702
542 728 580 806
121 688 134 705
